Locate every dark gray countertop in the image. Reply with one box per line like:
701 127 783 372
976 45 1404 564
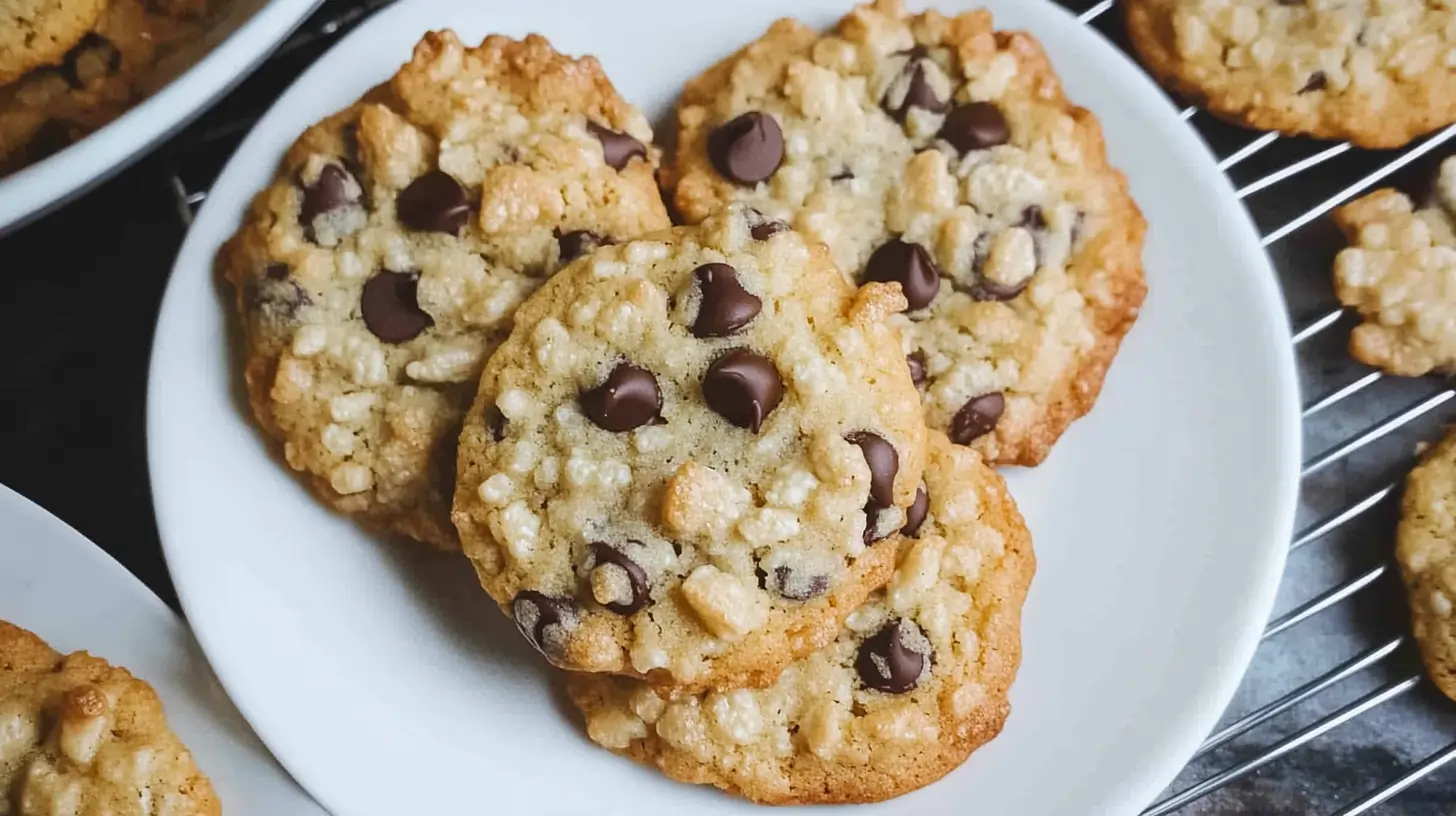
1 0 1453 812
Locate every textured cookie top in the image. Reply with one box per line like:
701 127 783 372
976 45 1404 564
0 621 219 815
221 31 669 549
666 0 1146 466
568 432 1033 805
452 205 927 691
1126 0 1456 148
1333 156 1456 377
0 0 110 87
1397 430 1456 702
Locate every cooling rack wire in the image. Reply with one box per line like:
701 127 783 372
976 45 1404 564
162 0 1456 811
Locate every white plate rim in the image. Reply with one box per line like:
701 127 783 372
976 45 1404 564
146 0 1302 813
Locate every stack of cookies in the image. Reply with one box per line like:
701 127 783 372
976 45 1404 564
220 0 1147 803
0 0 205 174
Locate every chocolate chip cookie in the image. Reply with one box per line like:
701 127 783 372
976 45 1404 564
1332 155 1456 376
0 620 220 814
0 0 110 87
221 31 670 549
452 205 927 691
568 431 1034 804
1126 0 1456 149
665 0 1147 466
1397 430 1456 702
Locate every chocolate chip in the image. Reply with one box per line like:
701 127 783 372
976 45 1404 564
1019 205 1047 230
902 487 929 538
767 566 829 601
486 407 507 442
862 506 897 546
300 164 357 226
864 239 941 311
587 122 648 171
907 351 927 388
967 276 1030 303
939 102 1011 154
360 271 433 343
846 432 898 508
511 591 579 658
244 277 311 319
590 542 650 614
831 167 855 182
265 263 289 280
746 208 789 240
703 349 783 433
856 619 931 693
691 263 762 338
558 230 612 263
707 112 784 185
951 392 1005 445
1299 71 1328 94
883 61 949 123
397 169 470 235
581 363 662 432
60 33 120 89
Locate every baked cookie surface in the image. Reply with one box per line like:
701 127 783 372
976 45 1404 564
0 0 110 87
0 620 219 815
221 31 670 549
452 205 927 691
1125 0 1456 148
1333 156 1456 377
1397 431 1456 702
568 431 1033 805
665 0 1146 466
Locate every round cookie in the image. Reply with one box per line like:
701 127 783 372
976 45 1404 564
1396 430 1456 702
1125 0 1456 149
220 31 670 549
0 0 110 87
665 0 1146 466
0 620 220 814
568 431 1034 805
1333 155 1456 377
452 205 927 691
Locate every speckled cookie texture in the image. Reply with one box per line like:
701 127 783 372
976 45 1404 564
0 0 110 87
0 621 220 815
1332 155 1456 377
1126 0 1456 149
0 0 197 174
568 431 1033 805
452 205 928 692
664 0 1146 467
221 31 670 550
1397 431 1456 702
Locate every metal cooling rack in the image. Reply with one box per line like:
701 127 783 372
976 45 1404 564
161 0 1456 811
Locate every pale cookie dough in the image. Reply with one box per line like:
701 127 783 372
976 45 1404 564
221 31 670 549
0 0 109 87
568 431 1034 805
0 620 220 815
665 0 1146 466
1397 430 1456 702
452 205 927 691
1126 0 1456 149
1333 155 1456 376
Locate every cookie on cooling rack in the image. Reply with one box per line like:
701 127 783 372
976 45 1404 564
0 620 220 814
1332 155 1456 377
451 205 927 692
1124 0 1456 149
219 31 670 550
664 0 1146 466
1396 430 1456 702
568 431 1033 805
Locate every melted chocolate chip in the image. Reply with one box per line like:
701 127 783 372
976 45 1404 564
856 619 930 693
702 349 783 433
708 112 784 185
1019 205 1048 230
300 164 357 228
244 277 311 319
862 506 896 546
486 407 508 442
902 487 929 538
847 432 898 508
951 392 1005 445
397 169 470 235
557 230 612 263
831 167 855 182
907 351 927 388
265 263 290 280
768 566 829 601
692 263 762 338
746 208 789 241
1299 71 1328 95
587 122 648 171
883 60 948 122
864 239 942 311
360 271 433 343
511 591 579 658
581 363 662 432
60 33 120 89
939 102 1011 154
590 542 650 614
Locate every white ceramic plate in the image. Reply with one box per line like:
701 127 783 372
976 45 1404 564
0 0 323 235
148 0 1302 813
0 484 325 813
